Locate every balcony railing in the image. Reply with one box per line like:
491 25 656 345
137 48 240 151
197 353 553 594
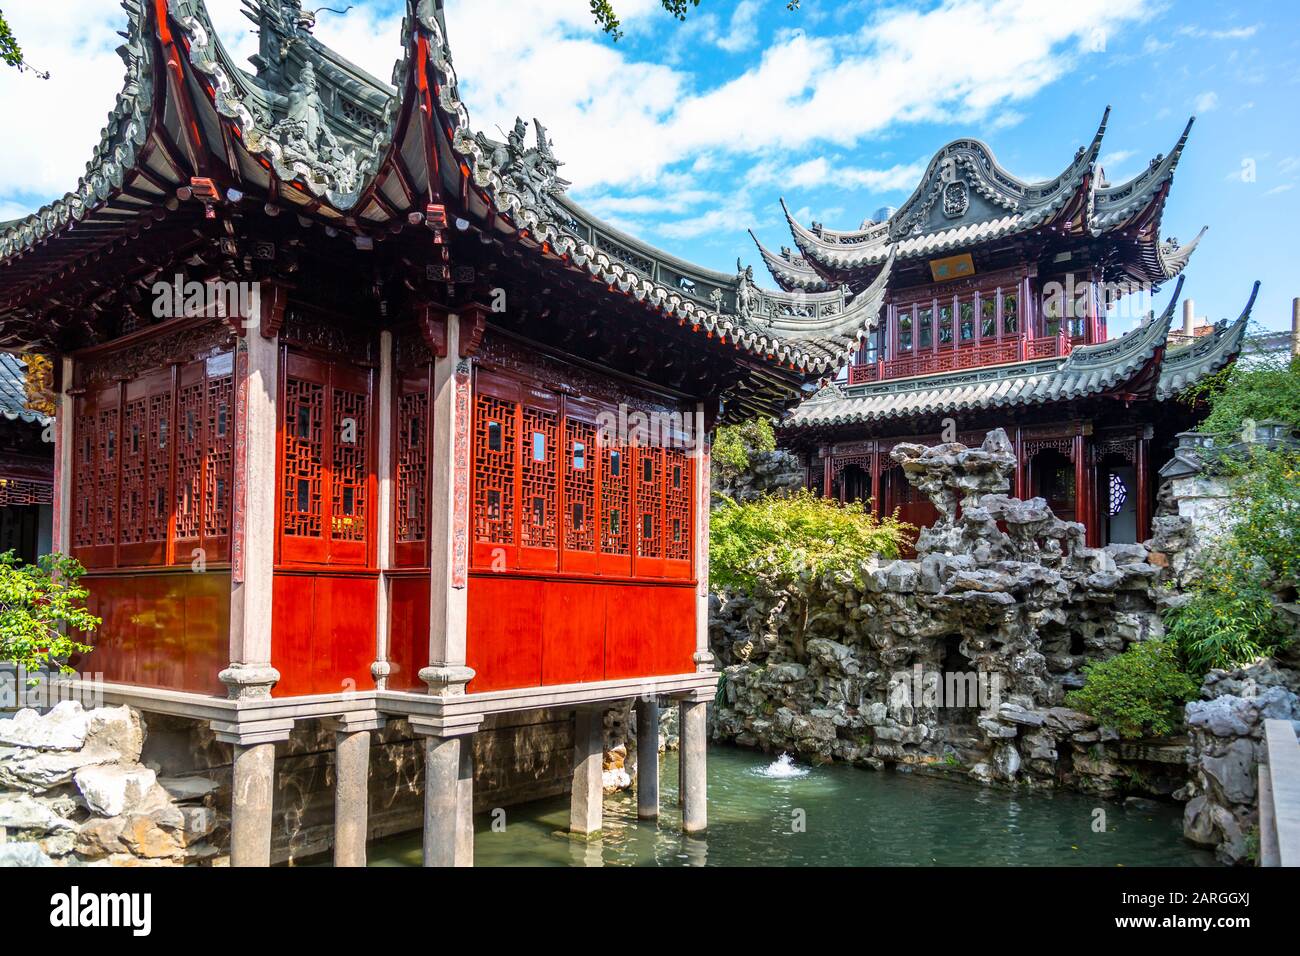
848 333 1072 385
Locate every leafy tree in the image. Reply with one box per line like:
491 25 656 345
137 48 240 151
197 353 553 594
590 0 800 40
1181 351 1300 436
0 11 47 77
1065 640 1199 739
710 489 910 591
0 551 99 677
712 417 776 478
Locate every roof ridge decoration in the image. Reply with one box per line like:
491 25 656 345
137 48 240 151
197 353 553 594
176 0 391 207
764 108 1202 285
0 0 153 260
749 229 832 292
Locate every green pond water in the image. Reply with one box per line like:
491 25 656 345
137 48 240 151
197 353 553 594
364 745 1215 867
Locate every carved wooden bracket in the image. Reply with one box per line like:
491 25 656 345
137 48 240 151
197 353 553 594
415 304 449 358
259 280 293 340
457 302 491 358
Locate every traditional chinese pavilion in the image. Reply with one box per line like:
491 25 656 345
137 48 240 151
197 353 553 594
752 109 1256 547
0 353 54 560
0 0 890 865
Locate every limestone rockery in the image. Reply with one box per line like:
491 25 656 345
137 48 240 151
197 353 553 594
711 429 1183 795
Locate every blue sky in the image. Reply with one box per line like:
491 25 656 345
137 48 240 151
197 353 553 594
2 0 1297 332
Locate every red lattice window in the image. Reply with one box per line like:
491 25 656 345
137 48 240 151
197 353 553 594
145 389 172 543
665 449 691 562
563 418 596 553
330 386 368 542
635 446 663 559
118 398 148 546
395 388 428 545
93 404 119 548
600 443 630 556
520 407 558 550
173 380 205 542
282 376 324 539
72 407 96 550
202 374 233 540
473 395 515 546
0 479 52 507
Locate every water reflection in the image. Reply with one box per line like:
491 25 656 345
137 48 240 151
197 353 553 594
365 745 1214 868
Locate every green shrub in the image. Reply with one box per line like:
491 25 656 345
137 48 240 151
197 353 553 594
1065 640 1198 739
712 418 776 478
0 551 99 677
1165 447 1298 674
710 490 912 591
1181 352 1300 436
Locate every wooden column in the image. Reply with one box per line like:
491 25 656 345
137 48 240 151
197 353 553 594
371 330 394 689
420 307 477 696
1013 427 1025 500
1073 431 1097 547
1136 426 1152 543
53 356 74 555
870 449 882 517
821 450 833 499
221 323 281 699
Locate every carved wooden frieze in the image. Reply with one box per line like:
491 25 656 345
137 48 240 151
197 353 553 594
280 308 376 364
74 320 235 391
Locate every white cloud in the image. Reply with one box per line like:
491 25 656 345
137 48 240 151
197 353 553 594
1264 183 1295 196
716 1 763 54
1193 90 1219 113
1176 24 1259 41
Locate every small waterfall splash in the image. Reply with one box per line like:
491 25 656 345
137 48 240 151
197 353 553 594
755 753 809 779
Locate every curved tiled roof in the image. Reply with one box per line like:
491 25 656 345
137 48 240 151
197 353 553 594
0 0 889 381
759 109 1202 287
785 276 1203 429
0 353 54 427
1156 281 1257 400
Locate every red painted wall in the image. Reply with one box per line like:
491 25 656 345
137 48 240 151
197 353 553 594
464 573 695 693
387 574 430 691
77 571 229 695
270 572 376 697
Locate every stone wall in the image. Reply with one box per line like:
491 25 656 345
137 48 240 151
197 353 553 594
1 703 582 866
709 430 1178 795
1180 661 1300 865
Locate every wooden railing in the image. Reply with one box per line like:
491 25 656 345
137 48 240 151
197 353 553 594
1260 718 1300 867
848 333 1072 385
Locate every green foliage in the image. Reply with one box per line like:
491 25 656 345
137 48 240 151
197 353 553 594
1065 640 1199 739
712 418 776 477
1182 353 1300 436
1166 447 1299 673
0 12 47 77
591 1 799 40
0 551 99 676
709 490 912 591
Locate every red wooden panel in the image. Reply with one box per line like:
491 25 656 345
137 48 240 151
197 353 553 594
633 446 665 578
77 572 229 695
471 389 518 569
280 359 327 565
269 574 316 697
663 448 692 580
602 584 695 680
539 580 606 686
598 444 632 576
560 416 598 575
387 575 430 691
465 575 544 693
315 575 376 695
118 369 172 567
172 362 206 562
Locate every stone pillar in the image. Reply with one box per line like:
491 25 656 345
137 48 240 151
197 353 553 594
324 713 384 868
570 707 604 835
679 695 709 835
1183 297 1196 340
222 323 281 699
372 330 394 690
212 718 294 867
636 697 659 820
693 414 715 677
457 741 475 867
410 715 481 867
420 310 475 696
